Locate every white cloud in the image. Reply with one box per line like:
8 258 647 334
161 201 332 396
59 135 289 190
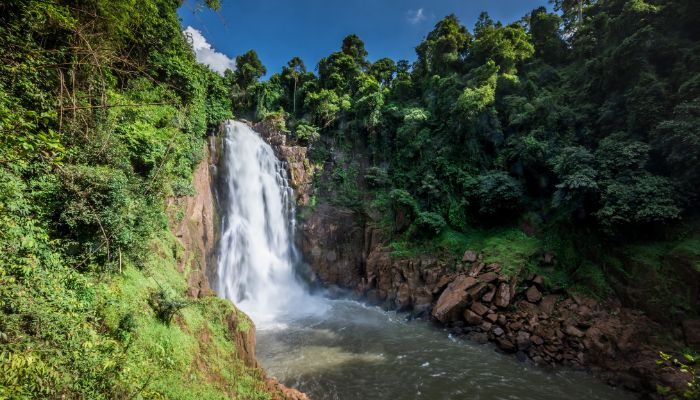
407 8 426 24
183 26 236 75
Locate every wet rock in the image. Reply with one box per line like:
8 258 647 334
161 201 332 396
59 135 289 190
526 286 542 303
432 276 478 322
464 309 483 325
516 331 532 350
516 351 529 363
494 283 512 308
466 331 489 344
493 327 505 337
497 338 516 353
485 313 498 323
462 250 477 262
471 302 489 316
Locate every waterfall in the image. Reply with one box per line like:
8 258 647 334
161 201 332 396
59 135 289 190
215 120 324 328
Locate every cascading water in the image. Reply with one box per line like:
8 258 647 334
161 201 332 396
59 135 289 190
213 120 632 400
214 120 324 328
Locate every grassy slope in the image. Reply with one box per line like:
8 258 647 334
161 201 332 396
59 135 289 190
1 221 270 400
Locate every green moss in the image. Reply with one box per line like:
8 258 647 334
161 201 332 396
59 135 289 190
390 227 541 276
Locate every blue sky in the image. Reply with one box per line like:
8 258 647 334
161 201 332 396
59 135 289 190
178 0 548 76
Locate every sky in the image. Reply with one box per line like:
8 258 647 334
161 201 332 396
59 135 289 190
178 0 548 77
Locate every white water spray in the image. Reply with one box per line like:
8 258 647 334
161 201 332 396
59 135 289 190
215 121 324 328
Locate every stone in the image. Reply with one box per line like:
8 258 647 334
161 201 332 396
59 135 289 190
496 338 516 352
462 250 477 262
565 325 585 338
485 263 501 273
516 331 531 350
516 351 529 363
531 335 544 346
532 275 544 287
526 286 542 303
485 313 498 323
478 271 498 283
482 288 495 303
432 276 478 322
480 321 493 332
471 302 490 316
682 319 700 349
466 331 489 344
494 283 512 308
497 314 507 326
467 262 484 277
538 295 559 314
464 309 483 325
493 326 505 336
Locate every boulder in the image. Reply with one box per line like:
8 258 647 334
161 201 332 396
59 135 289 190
526 286 542 303
467 262 484 277
494 283 512 308
464 309 483 325
471 302 490 316
482 287 495 303
462 250 478 262
485 313 498 323
466 331 489 344
496 338 516 352
432 276 477 322
516 331 532 350
478 271 498 283
492 327 505 337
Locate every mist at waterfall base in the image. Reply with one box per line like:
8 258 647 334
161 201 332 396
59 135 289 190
214 121 633 400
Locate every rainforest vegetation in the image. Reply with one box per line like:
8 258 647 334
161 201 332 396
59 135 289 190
0 1 270 398
232 0 700 304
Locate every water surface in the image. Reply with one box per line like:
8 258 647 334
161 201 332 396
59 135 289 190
257 300 634 400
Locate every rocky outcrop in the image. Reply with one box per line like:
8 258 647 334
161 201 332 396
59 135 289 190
168 138 218 298
252 119 314 206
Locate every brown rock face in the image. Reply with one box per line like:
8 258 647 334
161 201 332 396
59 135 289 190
300 204 366 288
169 141 217 299
432 276 478 322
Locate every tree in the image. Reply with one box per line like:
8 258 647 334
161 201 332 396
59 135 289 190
527 7 566 64
415 14 472 76
341 34 369 69
471 17 534 74
369 57 396 87
281 56 307 114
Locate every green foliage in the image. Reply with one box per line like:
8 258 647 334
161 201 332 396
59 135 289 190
149 287 189 325
0 0 269 398
657 351 699 399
